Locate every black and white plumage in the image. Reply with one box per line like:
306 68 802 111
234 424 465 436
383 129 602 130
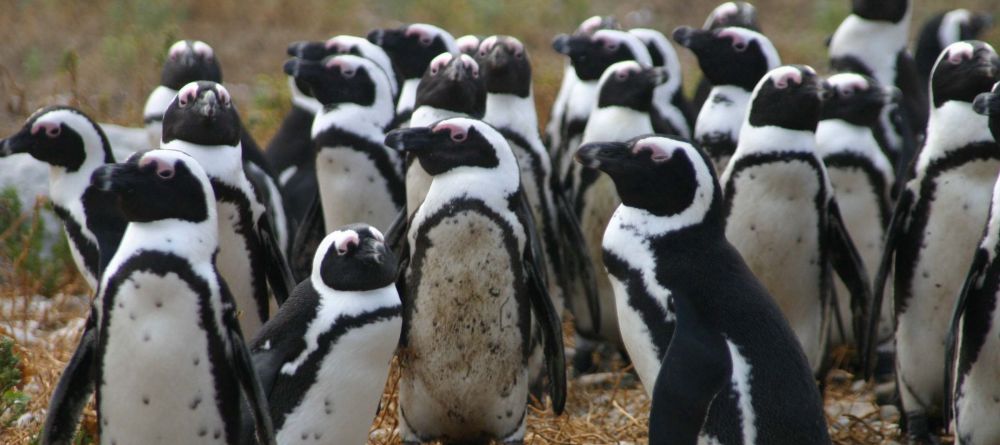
42 149 274 445
720 66 871 373
629 28 693 139
143 40 222 149
816 73 896 347
915 9 992 88
283 54 403 280
0 106 126 291
248 224 401 445
691 1 762 115
867 41 1000 444
673 26 780 174
945 81 1000 445
161 81 294 337
575 135 831 445
456 34 482 57
367 23 458 127
385 118 565 444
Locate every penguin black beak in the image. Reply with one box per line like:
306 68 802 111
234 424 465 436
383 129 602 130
818 80 835 101
552 34 571 54
367 29 386 46
882 86 903 105
385 127 443 154
0 128 32 157
91 162 140 194
360 237 389 264
575 141 631 172
671 26 700 49
643 67 669 87
368 29 403 49
443 59 468 82
283 58 325 81
287 41 329 61
973 92 997 116
194 91 221 119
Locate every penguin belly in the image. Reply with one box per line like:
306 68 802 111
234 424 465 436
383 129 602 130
275 317 401 445
954 294 1000 445
216 200 264 337
608 274 668 397
897 160 998 414
399 210 529 442
100 271 231 445
316 147 400 233
725 161 827 371
577 175 622 344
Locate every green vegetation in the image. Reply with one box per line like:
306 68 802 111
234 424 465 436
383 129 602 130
0 187 76 295
0 336 28 429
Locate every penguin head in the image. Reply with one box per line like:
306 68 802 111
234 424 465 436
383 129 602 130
283 54 391 112
1 106 113 170
324 35 400 98
551 29 651 81
414 53 486 117
367 23 457 80
672 26 779 90
475 35 531 98
596 61 667 112
575 135 720 222
748 65 829 132
576 16 620 34
92 149 212 224
385 118 508 176
161 40 222 90
703 2 761 31
820 73 899 126
457 35 482 57
161 81 241 146
973 81 1000 140
851 0 909 23
931 41 999 108
314 224 396 292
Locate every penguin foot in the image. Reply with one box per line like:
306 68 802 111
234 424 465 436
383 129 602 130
904 411 941 445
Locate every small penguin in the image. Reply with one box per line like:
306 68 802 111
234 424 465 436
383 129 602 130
915 9 992 87
41 149 274 445
248 224 401 445
816 73 897 348
828 0 925 179
161 81 295 337
143 40 222 149
721 65 871 373
945 81 1000 445
404 53 486 216
567 60 666 355
575 135 831 445
367 23 458 128
673 26 781 174
0 106 126 291
691 1 762 114
385 118 565 444
629 28 693 138
283 54 403 279
866 41 1000 444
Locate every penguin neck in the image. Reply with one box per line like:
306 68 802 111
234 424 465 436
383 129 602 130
696 86 752 138
289 77 322 114
312 103 390 142
160 139 244 187
981 180 1000 262
610 194 720 239
143 85 178 121
396 78 421 115
918 101 994 170
566 79 599 120
409 105 469 128
583 106 652 145
114 216 219 269
829 12 911 86
48 151 106 217
311 280 399 316
816 118 885 161
734 124 817 156
422 153 521 219
484 92 540 140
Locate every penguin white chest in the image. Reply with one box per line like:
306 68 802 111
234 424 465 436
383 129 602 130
215 200 261 335
954 289 1000 444
399 210 528 439
101 271 225 445
316 147 399 232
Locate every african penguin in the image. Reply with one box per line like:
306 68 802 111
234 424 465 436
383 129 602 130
828 0 926 180
575 135 831 445
385 118 565 444
945 81 1000 445
691 1 762 115
568 60 665 354
915 9 992 88
673 25 781 174
367 23 458 128
816 73 897 348
86 149 273 445
550 29 651 183
457 34 481 56
0 106 126 291
282 54 403 279
404 53 486 217
629 28 693 138
866 41 1000 444
143 40 222 149
247 224 401 445
720 65 872 373
161 81 295 338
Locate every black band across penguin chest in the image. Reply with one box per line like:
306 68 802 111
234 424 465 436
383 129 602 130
314 127 405 207
822 152 892 226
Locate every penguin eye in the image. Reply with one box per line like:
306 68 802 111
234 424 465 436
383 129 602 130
604 42 620 52
733 41 748 52
429 66 439 76
178 96 190 108
615 71 629 81
157 169 174 179
451 132 467 142
478 49 488 57
342 68 356 78
841 88 854 97
470 66 479 78
46 126 61 138
419 36 432 46
514 51 524 59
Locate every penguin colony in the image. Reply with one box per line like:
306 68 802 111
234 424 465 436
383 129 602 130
5 0 1000 444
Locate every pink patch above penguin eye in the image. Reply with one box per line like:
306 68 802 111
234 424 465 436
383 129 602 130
772 68 803 89
332 230 360 255
633 143 671 162
33 121 61 138
140 157 175 179
215 86 232 106
178 84 199 107
615 70 629 81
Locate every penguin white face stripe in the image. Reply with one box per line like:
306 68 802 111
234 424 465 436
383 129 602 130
940 9 973 47
330 230 360 255
593 30 653 67
191 41 213 59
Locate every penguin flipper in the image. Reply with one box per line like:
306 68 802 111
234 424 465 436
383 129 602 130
554 187 601 333
524 252 566 415
648 300 732 444
289 191 326 282
862 188 914 379
385 208 409 256
826 199 873 355
258 213 296 306
519 189 549 288
943 247 988 426
41 308 98 445
223 284 277 445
